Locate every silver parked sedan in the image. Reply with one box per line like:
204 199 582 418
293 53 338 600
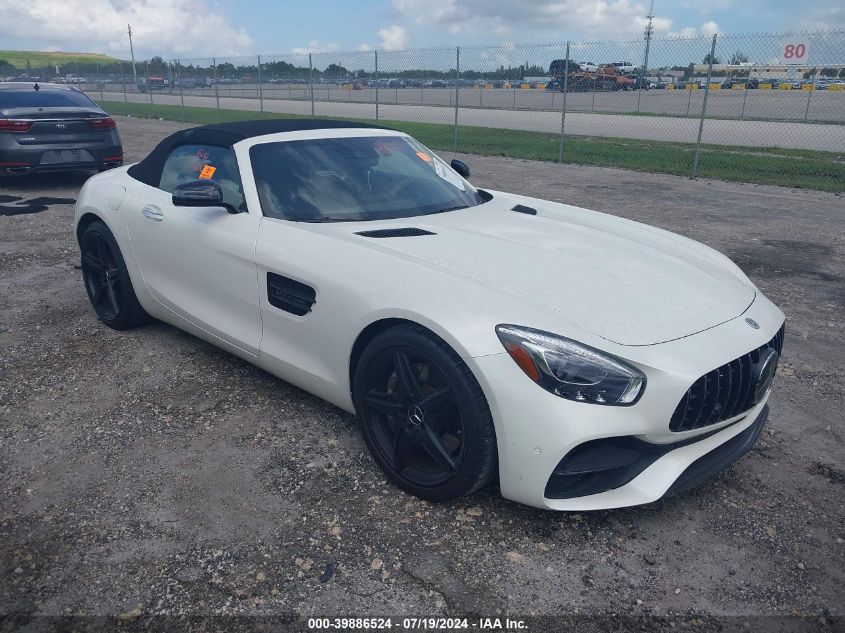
0 82 122 176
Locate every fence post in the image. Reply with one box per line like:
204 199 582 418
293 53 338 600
178 61 185 121
453 46 460 152
121 63 128 115
213 57 220 120
308 53 315 116
740 80 748 118
558 41 571 164
692 34 717 179
75 62 80 89
257 55 264 118
97 64 103 102
374 50 379 120
804 74 815 122
167 62 173 96
146 61 153 105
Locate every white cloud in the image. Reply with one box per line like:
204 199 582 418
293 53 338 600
291 39 341 55
392 0 669 38
667 21 722 38
795 5 844 29
378 25 410 50
357 43 373 52
701 20 721 35
0 0 253 57
392 0 743 41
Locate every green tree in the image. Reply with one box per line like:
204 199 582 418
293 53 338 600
729 51 748 65
324 63 349 78
702 53 720 65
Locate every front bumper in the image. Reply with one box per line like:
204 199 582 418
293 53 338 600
468 296 784 510
544 402 768 505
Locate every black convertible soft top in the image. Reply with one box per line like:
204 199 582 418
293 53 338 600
127 118 384 187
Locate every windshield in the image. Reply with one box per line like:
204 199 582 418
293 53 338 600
0 89 99 109
250 135 483 222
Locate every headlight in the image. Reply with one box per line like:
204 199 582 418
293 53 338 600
495 325 645 406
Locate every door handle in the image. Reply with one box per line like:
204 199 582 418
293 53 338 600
142 205 164 221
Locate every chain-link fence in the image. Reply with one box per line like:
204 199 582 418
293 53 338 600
6 30 842 190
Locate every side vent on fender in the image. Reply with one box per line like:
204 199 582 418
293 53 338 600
267 272 316 316
356 228 435 238
511 204 537 215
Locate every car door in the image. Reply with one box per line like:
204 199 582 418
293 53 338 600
124 143 262 355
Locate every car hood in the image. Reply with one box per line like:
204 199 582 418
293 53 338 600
328 192 755 346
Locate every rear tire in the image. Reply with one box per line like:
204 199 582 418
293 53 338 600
353 324 498 502
80 220 151 330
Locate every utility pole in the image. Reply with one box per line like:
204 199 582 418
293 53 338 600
127 24 138 89
643 0 654 78
636 0 655 112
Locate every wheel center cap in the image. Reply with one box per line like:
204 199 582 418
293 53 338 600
407 405 425 426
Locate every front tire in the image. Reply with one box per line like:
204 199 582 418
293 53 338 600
80 220 151 330
353 324 498 502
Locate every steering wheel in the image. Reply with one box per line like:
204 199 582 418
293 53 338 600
310 171 348 187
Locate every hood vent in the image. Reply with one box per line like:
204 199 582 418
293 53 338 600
512 204 537 215
356 228 435 238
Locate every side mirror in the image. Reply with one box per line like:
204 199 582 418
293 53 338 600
172 179 239 214
450 159 470 179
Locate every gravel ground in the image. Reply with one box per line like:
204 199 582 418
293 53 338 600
1 116 843 631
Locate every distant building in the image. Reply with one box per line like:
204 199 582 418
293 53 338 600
691 64 845 79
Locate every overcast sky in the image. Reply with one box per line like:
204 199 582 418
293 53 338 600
0 0 842 58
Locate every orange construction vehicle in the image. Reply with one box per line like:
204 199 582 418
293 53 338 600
547 60 636 91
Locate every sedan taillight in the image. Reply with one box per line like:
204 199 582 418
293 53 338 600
86 117 116 130
0 119 34 132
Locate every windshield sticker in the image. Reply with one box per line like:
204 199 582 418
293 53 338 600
198 164 217 179
375 141 400 155
433 159 466 191
415 151 432 162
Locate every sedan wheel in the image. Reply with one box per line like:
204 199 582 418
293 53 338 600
353 325 497 502
80 221 151 330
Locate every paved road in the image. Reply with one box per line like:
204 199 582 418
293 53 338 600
99 90 845 152
89 83 845 123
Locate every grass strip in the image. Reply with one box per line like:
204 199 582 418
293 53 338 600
100 100 845 192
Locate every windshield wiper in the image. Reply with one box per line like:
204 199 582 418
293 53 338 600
292 216 358 223
431 204 469 214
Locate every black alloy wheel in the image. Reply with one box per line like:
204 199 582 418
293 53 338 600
80 221 151 330
353 325 497 502
82 231 122 321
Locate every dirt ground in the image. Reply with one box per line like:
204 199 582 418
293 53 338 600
1 116 843 631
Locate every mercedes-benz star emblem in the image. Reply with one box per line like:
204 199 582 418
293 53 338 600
745 318 760 329
407 405 425 426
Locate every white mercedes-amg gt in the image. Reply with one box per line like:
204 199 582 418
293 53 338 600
74 119 785 510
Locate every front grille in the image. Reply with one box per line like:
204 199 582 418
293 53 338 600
669 324 784 432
